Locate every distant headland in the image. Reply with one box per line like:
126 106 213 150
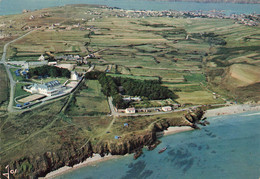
151 0 259 4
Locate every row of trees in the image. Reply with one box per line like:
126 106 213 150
114 78 177 100
97 73 128 108
28 65 71 78
86 71 177 108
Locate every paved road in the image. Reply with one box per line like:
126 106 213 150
1 30 35 112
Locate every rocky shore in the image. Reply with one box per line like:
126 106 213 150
1 108 204 178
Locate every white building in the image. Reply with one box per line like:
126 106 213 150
123 96 141 101
24 80 65 96
38 54 45 61
162 106 172 112
71 71 79 81
125 107 136 114
48 61 57 66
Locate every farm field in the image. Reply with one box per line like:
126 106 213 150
4 5 259 104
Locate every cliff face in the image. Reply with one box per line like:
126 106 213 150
1 108 204 178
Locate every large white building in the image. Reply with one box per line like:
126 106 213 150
24 80 66 96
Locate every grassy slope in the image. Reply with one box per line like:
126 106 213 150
0 65 9 116
66 80 110 116
0 65 9 107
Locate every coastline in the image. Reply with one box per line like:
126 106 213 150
43 126 194 179
43 154 121 179
204 104 260 117
156 126 194 138
42 104 260 179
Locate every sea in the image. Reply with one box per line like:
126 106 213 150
0 0 260 16
55 111 260 179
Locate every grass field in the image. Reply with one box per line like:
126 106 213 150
66 80 110 116
14 83 31 101
175 91 224 105
0 65 9 105
228 64 260 87
107 73 159 81
10 68 25 82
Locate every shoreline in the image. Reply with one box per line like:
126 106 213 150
156 126 194 138
204 104 260 117
43 154 121 179
43 126 194 179
43 104 260 179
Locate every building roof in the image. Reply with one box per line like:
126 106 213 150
126 107 135 111
33 80 61 90
162 106 172 109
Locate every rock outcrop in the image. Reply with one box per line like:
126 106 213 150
1 108 205 178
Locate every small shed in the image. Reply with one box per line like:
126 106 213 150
124 123 129 127
114 136 119 139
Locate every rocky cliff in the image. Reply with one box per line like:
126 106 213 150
1 108 204 178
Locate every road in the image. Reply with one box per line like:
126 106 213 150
108 97 227 117
1 30 35 112
108 96 118 116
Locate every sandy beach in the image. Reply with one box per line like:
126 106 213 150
156 126 194 138
204 104 260 117
43 154 121 179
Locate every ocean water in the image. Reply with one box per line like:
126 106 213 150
55 111 260 179
0 0 260 16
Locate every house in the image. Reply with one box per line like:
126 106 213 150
172 103 180 109
48 61 57 66
162 106 172 112
24 80 66 96
122 96 141 101
38 54 45 61
125 107 136 114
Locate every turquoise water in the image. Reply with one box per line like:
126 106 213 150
56 111 260 179
0 0 259 16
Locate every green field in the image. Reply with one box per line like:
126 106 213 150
14 83 31 101
107 73 159 81
66 80 110 116
10 68 25 82
0 65 9 105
